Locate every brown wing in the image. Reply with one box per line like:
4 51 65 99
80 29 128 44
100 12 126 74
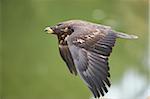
67 27 117 97
59 45 77 75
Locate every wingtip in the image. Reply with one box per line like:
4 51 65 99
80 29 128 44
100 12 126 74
116 32 139 39
130 35 138 39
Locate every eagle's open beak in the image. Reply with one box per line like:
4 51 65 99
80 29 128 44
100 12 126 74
44 27 54 34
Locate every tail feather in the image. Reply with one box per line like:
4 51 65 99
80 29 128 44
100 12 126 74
115 31 138 39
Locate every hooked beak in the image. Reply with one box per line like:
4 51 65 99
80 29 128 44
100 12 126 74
44 27 54 34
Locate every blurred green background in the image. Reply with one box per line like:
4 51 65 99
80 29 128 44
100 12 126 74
0 0 149 99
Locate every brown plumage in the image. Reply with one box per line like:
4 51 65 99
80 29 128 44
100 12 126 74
44 20 138 98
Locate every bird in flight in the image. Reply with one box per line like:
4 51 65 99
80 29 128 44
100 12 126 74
44 20 138 98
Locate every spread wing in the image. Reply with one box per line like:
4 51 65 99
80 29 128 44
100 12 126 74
67 26 117 97
59 45 77 75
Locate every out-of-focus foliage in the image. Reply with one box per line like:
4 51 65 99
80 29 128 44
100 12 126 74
1 0 148 99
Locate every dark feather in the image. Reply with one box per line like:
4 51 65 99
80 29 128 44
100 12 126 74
59 45 77 75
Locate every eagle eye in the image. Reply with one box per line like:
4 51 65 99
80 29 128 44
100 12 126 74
57 23 62 26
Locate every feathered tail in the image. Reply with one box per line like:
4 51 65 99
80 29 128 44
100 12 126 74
114 31 138 39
